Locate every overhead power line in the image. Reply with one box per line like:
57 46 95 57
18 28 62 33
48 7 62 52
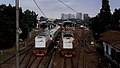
58 0 79 13
33 0 47 18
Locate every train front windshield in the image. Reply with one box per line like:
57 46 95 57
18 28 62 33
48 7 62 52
63 34 72 37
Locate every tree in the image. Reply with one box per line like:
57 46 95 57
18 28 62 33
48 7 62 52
98 0 112 32
0 4 38 49
0 4 16 49
20 9 38 39
112 9 120 30
89 0 112 39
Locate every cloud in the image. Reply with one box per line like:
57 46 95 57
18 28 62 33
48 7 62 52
0 0 120 18
0 0 15 5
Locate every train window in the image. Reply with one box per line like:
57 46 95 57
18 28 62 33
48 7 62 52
64 34 72 37
38 36 43 38
66 37 70 39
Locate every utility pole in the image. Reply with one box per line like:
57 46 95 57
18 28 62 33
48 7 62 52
16 0 19 68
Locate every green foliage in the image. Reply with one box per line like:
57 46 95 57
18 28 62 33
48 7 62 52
89 0 120 40
0 4 16 49
99 0 112 31
112 8 120 30
20 9 38 39
89 0 112 39
0 4 38 49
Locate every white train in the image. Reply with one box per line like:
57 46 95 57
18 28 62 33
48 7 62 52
60 31 76 57
33 24 60 56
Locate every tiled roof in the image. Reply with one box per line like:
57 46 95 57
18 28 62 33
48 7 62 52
114 42 120 51
100 30 120 44
100 30 120 51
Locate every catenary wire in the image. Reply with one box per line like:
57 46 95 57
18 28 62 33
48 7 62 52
58 0 79 13
33 0 47 18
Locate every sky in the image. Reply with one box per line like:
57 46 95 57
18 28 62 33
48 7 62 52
0 0 120 19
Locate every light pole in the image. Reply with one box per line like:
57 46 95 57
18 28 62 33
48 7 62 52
16 0 19 68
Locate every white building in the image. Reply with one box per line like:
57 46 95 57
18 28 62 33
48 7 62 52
61 13 69 20
69 14 75 19
61 13 65 20
76 12 82 20
61 13 75 20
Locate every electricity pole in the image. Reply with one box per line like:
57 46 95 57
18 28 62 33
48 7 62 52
16 0 19 68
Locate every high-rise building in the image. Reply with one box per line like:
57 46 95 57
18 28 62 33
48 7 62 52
61 13 65 20
61 13 75 20
83 14 90 20
76 12 82 20
61 13 68 20
70 14 75 19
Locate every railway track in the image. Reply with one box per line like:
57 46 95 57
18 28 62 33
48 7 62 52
23 46 55 68
0 28 45 68
76 28 97 68
19 45 33 64
81 29 109 68
26 56 43 68
0 44 33 65
51 28 110 68
63 58 73 68
0 44 34 68
72 30 81 68
85 37 108 68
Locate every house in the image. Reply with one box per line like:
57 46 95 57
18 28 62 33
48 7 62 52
100 30 120 67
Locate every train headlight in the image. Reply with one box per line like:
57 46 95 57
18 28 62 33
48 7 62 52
70 37 74 42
